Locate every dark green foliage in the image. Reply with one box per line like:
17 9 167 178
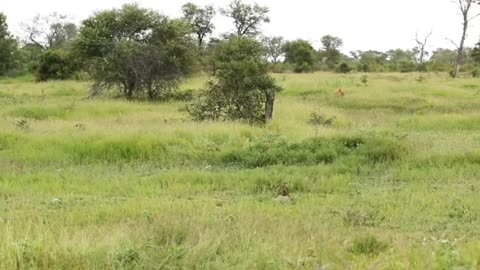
15 119 30 132
472 69 480 78
337 63 352 73
360 74 369 86
36 50 74 81
75 4 196 100
283 40 316 73
0 13 19 76
18 44 43 74
187 37 282 124
350 235 388 256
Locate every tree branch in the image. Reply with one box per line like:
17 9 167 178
447 38 460 49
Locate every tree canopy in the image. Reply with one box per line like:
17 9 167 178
75 4 196 100
182 3 216 47
284 40 317 73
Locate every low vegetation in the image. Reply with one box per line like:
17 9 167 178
2 72 480 268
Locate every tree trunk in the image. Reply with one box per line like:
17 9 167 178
455 22 467 78
264 91 275 124
126 81 135 99
455 2 471 78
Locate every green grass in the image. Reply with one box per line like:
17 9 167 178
2 72 480 269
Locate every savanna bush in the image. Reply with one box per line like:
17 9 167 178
36 50 74 81
187 37 282 124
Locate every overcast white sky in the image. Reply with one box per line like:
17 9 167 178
2 0 480 53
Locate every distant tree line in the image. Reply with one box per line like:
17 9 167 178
2 1 480 79
2 0 480 123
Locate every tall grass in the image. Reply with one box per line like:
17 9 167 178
1 72 480 269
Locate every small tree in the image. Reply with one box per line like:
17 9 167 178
181 3 216 47
75 4 196 100
283 40 317 73
413 31 432 69
220 0 270 38
0 13 19 75
319 35 343 70
188 38 282 124
262 36 285 68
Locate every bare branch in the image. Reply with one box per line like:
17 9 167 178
467 12 480 22
447 38 460 49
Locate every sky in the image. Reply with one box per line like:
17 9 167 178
2 0 480 54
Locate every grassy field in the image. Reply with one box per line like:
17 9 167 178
1 72 480 269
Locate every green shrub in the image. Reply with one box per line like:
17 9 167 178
337 63 352 74
360 74 369 86
350 235 388 256
36 50 74 81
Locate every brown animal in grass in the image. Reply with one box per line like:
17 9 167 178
336 88 345 97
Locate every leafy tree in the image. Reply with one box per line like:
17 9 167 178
318 35 344 70
182 3 216 47
75 4 196 100
283 40 316 73
188 38 282 124
21 13 77 50
220 0 270 37
0 13 19 75
262 36 285 67
321 35 344 51
427 48 458 72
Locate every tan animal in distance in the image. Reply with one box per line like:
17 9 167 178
336 88 345 97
